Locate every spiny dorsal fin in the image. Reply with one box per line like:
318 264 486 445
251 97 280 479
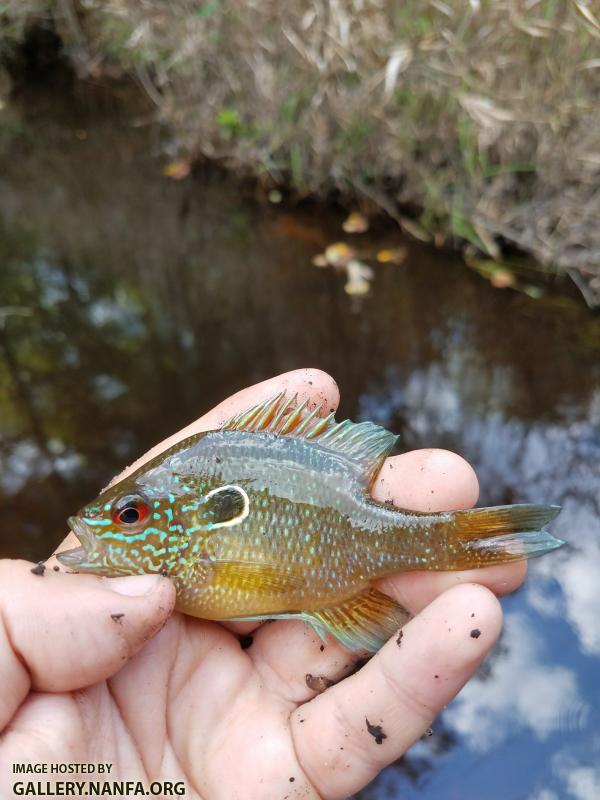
221 391 398 486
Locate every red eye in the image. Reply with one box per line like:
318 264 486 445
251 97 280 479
111 494 150 526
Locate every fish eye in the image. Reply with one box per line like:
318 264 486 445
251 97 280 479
111 493 150 526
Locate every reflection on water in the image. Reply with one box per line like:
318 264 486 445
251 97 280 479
448 612 585 749
1 85 599 799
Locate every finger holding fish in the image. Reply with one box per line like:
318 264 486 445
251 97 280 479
371 448 528 613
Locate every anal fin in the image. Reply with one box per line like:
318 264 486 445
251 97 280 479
301 587 411 653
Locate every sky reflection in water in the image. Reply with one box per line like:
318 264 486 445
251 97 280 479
0 86 599 799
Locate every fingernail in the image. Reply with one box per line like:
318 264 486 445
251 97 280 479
104 574 163 596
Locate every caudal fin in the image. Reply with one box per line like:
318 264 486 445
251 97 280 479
440 504 564 569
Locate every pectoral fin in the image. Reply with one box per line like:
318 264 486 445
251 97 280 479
301 587 410 652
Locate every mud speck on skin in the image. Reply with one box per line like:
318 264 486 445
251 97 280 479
366 718 387 744
111 613 125 623
471 613 475 618
306 673 335 693
434 674 439 679
396 630 403 647
239 634 253 650
423 727 434 738
30 562 46 576
53 565 60 572
319 644 325 652
289 777 295 782
470 628 481 639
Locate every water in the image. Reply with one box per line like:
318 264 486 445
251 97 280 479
1 83 599 799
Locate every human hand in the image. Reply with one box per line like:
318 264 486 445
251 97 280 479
0 369 526 799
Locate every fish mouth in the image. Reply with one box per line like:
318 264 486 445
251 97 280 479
56 516 102 570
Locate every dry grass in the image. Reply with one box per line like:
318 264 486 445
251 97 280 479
2 1 599 282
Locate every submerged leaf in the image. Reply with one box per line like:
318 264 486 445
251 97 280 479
490 270 515 288
312 254 328 268
376 247 407 265
342 212 369 233
344 259 374 295
163 160 191 180
325 242 355 266
344 277 370 295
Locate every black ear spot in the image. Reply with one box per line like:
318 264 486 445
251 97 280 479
204 485 249 528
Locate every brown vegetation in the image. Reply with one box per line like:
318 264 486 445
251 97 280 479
1 1 599 292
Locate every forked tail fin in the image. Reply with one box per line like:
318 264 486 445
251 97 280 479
437 504 564 570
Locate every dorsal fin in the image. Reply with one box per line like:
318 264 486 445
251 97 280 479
221 391 398 486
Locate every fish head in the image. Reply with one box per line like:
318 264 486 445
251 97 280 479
57 472 192 577
57 432 239 577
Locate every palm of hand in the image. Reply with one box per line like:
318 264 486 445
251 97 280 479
1 610 361 798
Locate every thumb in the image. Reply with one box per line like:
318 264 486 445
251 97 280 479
0 560 175 729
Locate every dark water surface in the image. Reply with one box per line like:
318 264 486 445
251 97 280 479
1 85 599 799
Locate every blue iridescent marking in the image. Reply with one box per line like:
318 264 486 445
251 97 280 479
143 544 166 556
99 528 167 543
182 500 202 512
186 524 202 534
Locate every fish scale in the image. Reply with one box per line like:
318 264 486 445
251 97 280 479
59 391 564 652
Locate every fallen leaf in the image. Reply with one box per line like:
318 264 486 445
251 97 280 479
489 270 514 288
163 160 191 179
342 212 369 233
344 259 374 295
325 242 355 267
347 260 374 281
344 277 370 295
312 254 328 268
376 247 407 264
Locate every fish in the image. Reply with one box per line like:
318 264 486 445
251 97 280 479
58 392 564 651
